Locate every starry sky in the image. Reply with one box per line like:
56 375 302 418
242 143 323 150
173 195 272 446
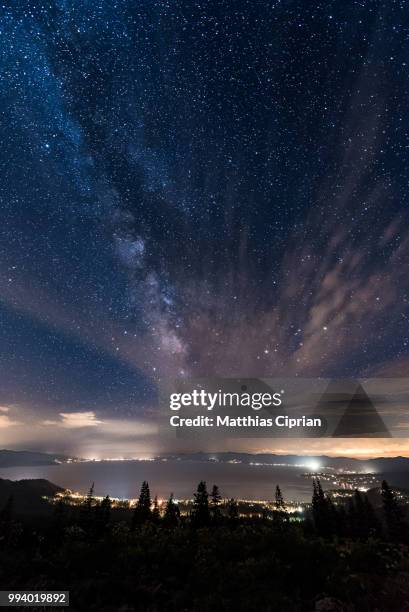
1 0 409 457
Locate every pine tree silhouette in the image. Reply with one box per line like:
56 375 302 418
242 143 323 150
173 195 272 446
348 490 367 539
86 483 95 508
311 478 336 537
95 495 111 536
381 480 407 542
273 484 287 525
152 496 160 523
210 484 222 523
192 481 210 527
132 481 152 527
163 493 180 527
79 483 95 534
346 489 381 540
275 485 285 510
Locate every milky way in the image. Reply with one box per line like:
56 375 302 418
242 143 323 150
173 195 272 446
1 1 409 452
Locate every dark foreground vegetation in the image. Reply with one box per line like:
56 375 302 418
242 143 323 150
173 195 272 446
0 479 409 611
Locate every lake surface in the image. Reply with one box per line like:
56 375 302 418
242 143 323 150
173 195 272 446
0 460 323 502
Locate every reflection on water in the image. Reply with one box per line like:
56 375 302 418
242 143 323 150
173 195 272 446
0 460 319 501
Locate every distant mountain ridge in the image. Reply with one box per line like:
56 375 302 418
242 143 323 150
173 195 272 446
158 452 409 472
0 449 75 467
0 477 64 515
2 449 409 474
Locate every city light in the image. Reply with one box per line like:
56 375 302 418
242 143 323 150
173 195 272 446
306 459 321 472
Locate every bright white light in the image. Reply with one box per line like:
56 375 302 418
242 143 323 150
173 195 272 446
306 459 321 472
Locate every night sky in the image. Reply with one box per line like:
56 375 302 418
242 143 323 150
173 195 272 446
1 1 409 457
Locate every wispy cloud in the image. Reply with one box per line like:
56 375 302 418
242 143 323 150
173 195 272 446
59 411 104 428
0 405 20 427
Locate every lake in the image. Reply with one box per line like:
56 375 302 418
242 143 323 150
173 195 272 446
0 460 322 502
